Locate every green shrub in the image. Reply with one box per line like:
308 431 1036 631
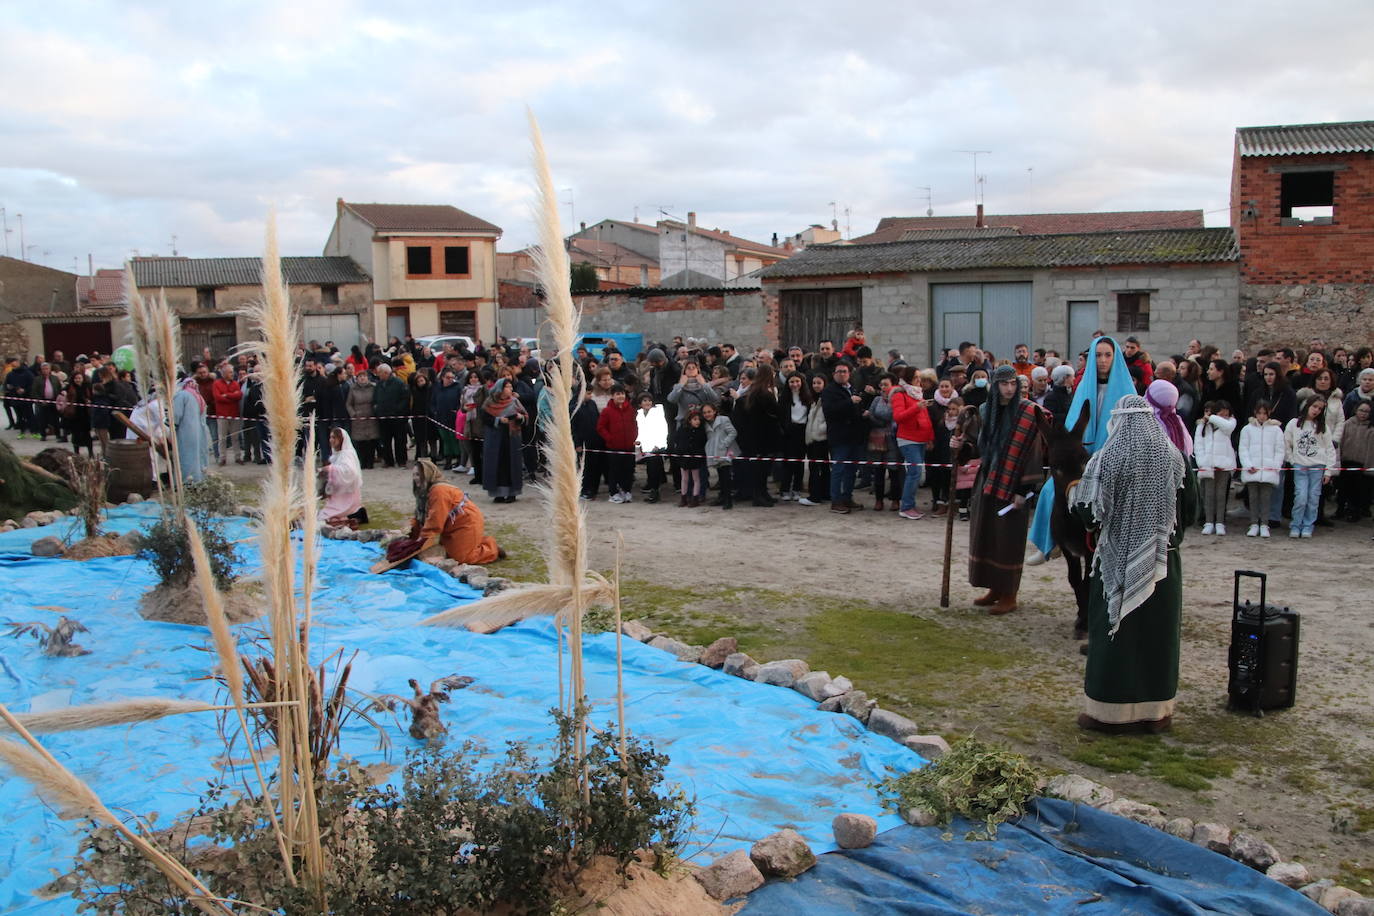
135 511 239 591
71 709 694 915
182 476 239 517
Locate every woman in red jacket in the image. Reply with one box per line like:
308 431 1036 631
211 365 244 465
595 384 639 503
892 365 935 519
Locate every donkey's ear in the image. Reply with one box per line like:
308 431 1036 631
1071 404 1091 437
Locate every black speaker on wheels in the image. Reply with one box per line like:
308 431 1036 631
1227 570 1299 717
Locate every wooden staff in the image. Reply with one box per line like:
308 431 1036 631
939 453 961 608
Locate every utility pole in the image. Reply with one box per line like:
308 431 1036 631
17 212 26 260
0 207 9 257
917 186 933 217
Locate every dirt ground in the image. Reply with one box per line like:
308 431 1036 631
11 431 1371 889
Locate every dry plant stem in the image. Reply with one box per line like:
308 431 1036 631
0 703 232 916
528 110 591 798
2 699 301 734
122 269 168 507
186 517 295 884
614 532 627 805
417 580 616 630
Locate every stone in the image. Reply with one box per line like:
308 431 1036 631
1320 887 1363 913
903 735 951 760
620 620 654 643
1164 817 1195 840
30 536 64 557
722 652 758 678
452 563 487 579
818 695 845 713
753 659 809 688
1100 798 1166 831
125 492 144 504
901 805 940 827
466 575 491 591
1301 880 1335 903
1266 862 1311 889
867 708 920 742
699 636 737 669
821 675 852 699
693 849 764 902
648 635 703 664
237 505 264 519
839 690 877 724
482 577 511 596
1191 822 1232 855
794 671 834 702
1336 896 1374 916
1044 773 1115 808
1230 832 1280 871
749 828 815 878
20 517 38 529
832 813 878 849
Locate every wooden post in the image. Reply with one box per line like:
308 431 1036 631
939 456 960 608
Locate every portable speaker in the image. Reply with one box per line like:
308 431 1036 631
1227 570 1299 716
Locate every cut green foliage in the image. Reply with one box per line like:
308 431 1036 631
879 737 1043 840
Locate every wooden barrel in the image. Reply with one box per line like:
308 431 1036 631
106 439 155 502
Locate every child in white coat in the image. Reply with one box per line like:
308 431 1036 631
1239 401 1284 538
1285 395 1338 538
1194 399 1237 535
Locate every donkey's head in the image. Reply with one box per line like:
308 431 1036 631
1040 403 1090 485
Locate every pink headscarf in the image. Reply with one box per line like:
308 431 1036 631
1145 379 1192 456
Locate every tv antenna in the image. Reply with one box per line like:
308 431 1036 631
956 150 991 206
917 186 933 217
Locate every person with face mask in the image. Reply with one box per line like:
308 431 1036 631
962 368 991 408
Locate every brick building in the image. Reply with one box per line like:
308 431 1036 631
759 229 1239 363
1231 120 1374 348
0 256 123 362
325 200 502 345
130 256 371 361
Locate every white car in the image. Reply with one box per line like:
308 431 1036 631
415 334 476 354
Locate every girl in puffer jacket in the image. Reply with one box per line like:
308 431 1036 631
1194 400 1237 535
1239 401 1284 537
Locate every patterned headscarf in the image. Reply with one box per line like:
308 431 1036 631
413 458 445 521
1074 394 1187 637
1146 379 1192 456
978 365 1023 462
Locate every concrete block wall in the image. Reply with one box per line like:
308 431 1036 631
856 278 925 364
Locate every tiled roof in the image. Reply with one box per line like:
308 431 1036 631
759 228 1238 279
1237 120 1374 156
343 202 502 234
658 220 791 258
852 210 1204 245
590 218 659 235
76 269 125 307
131 257 370 288
567 237 658 268
896 226 1020 241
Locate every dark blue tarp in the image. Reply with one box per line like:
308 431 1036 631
740 797 1324 915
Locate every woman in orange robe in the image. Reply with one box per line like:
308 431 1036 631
410 459 502 565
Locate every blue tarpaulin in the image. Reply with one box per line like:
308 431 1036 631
0 508 915 914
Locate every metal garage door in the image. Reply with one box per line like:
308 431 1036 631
930 282 1032 366
302 314 361 351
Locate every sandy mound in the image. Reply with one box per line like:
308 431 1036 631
549 854 734 916
62 533 140 560
138 580 263 625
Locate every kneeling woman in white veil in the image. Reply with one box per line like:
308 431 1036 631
1072 394 1198 733
318 426 366 527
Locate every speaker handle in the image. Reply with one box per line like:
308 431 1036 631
1234 569 1266 613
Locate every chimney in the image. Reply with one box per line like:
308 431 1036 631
687 211 696 228
783 239 794 252
771 232 779 247
975 203 984 228
337 197 345 216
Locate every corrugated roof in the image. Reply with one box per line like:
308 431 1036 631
853 210 1204 245
1236 120 1374 156
896 226 1020 241
759 228 1238 279
131 257 370 288
343 202 502 233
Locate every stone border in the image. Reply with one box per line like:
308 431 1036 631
621 619 1372 914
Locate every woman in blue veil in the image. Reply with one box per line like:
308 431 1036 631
1027 336 1135 559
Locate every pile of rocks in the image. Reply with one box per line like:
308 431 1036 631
1044 774 1372 914
620 621 951 764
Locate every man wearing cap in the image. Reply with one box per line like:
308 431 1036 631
961 365 1047 615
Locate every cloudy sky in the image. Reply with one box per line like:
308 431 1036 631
2 0 1371 272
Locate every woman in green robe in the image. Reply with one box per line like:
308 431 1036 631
1072 394 1198 733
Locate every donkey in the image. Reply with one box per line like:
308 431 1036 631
1038 406 1094 641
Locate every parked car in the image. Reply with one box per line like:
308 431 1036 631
416 334 476 354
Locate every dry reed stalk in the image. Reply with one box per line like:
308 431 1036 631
122 267 169 506
0 703 232 916
186 516 295 881
0 699 302 734
416 579 616 630
527 110 590 776
613 533 627 805
242 216 325 903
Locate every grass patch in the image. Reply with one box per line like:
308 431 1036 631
1069 734 1236 791
484 521 547 582
361 503 411 533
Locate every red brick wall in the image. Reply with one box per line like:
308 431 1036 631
499 281 539 310
642 295 723 312
1234 150 1374 284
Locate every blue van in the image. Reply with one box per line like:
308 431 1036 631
574 333 644 360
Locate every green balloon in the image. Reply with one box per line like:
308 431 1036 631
112 345 136 371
